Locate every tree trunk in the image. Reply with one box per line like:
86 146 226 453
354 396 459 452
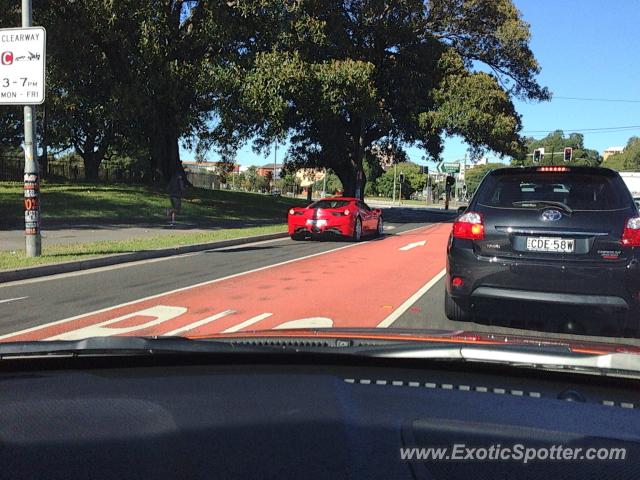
149 111 185 184
82 151 100 182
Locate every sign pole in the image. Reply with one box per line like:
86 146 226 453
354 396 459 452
22 0 41 256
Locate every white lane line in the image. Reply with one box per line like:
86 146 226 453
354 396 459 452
399 240 427 251
163 310 236 336
0 239 376 340
0 223 439 341
0 296 28 304
376 268 447 328
0 237 291 289
222 313 272 333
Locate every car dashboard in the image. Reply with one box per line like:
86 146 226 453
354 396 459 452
0 354 639 480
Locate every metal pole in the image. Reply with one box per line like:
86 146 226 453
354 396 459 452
399 173 402 205
322 168 327 197
273 141 277 191
392 163 397 204
22 0 41 257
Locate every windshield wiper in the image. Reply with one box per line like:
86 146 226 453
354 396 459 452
512 200 573 214
370 344 640 378
2 335 639 378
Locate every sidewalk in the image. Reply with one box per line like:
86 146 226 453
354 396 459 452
0 218 282 252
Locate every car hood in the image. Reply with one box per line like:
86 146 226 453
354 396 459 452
187 327 640 355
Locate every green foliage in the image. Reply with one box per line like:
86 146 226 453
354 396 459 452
210 0 549 197
375 163 428 199
324 170 343 194
241 166 270 192
464 163 508 196
511 130 602 166
605 137 640 171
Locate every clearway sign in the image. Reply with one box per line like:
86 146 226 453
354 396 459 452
0 27 46 105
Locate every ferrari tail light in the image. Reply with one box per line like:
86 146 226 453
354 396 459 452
289 209 295 215
332 209 351 216
289 209 303 216
622 217 640 246
453 212 484 240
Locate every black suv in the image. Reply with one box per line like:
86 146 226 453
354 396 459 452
446 166 640 331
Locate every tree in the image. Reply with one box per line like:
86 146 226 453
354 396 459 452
511 130 602 166
375 162 427 199
39 1 122 181
210 0 549 198
464 162 507 196
605 137 640 171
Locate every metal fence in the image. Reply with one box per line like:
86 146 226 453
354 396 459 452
185 170 220 190
1 156 150 184
1 155 225 192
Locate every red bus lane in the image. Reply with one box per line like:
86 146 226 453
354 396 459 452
0 223 452 342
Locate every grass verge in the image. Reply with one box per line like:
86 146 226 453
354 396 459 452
0 182 306 225
0 224 286 271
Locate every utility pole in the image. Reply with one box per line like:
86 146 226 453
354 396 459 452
22 0 41 257
322 168 327 197
273 140 278 192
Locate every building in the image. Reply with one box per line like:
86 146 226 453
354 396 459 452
256 163 283 179
603 146 624 161
182 161 241 173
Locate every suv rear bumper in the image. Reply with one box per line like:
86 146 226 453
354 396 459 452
470 286 629 309
447 243 640 312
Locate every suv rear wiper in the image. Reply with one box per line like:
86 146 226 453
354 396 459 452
512 200 573 214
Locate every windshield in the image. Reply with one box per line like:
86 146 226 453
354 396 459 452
477 172 630 210
310 200 351 209
2 0 640 376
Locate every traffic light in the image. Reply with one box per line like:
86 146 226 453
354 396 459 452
398 172 405 183
446 175 455 187
563 147 573 162
533 148 543 163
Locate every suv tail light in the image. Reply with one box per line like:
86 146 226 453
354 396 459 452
453 212 484 240
537 166 570 172
622 217 640 246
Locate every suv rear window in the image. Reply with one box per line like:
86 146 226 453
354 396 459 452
476 172 630 210
310 200 351 209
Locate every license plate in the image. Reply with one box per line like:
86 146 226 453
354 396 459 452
526 237 574 253
306 219 327 227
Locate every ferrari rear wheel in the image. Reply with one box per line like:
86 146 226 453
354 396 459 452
352 217 362 242
290 233 304 241
375 218 383 237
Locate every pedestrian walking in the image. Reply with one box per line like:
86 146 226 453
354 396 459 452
167 171 187 225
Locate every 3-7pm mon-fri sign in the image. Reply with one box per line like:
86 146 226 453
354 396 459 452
0 26 46 104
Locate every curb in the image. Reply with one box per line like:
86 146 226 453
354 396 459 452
0 231 289 284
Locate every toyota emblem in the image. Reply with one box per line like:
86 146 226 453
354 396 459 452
541 209 562 222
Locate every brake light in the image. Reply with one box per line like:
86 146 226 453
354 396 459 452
344 209 350 216
537 166 570 172
622 217 640 246
453 212 485 240
289 209 295 215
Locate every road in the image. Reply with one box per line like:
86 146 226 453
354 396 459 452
0 207 638 346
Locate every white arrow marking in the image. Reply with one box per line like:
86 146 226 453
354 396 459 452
0 296 29 305
399 240 426 251
274 317 334 329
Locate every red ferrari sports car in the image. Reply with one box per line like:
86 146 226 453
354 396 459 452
287 197 383 241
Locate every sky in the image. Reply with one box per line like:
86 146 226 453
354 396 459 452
181 0 640 169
